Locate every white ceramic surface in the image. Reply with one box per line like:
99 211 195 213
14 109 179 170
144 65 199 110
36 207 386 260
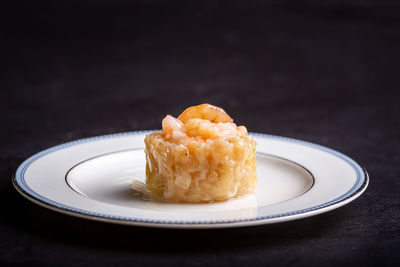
13 131 368 229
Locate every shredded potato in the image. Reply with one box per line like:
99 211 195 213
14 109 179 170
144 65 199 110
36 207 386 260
144 104 257 203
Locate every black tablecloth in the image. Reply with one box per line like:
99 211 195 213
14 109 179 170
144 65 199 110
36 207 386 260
2 1 399 266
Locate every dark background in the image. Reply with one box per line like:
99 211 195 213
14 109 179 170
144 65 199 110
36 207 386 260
1 0 399 266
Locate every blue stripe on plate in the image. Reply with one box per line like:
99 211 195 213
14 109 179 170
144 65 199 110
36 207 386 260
14 131 366 225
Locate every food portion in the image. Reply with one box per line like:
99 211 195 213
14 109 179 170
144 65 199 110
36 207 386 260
143 104 257 203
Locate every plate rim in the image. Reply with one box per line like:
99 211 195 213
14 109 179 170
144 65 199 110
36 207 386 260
12 131 369 228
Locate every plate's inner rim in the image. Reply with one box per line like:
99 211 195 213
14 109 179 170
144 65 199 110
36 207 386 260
64 148 145 198
13 131 367 225
64 150 316 205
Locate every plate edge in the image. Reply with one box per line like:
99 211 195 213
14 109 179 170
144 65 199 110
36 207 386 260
12 131 369 228
12 168 369 229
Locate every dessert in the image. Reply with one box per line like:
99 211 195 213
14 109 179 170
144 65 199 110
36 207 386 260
143 104 257 203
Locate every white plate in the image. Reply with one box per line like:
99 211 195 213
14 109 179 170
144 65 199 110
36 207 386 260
13 131 368 229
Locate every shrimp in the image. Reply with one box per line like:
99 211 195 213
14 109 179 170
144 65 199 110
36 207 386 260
184 118 218 139
162 115 183 135
177 103 233 123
